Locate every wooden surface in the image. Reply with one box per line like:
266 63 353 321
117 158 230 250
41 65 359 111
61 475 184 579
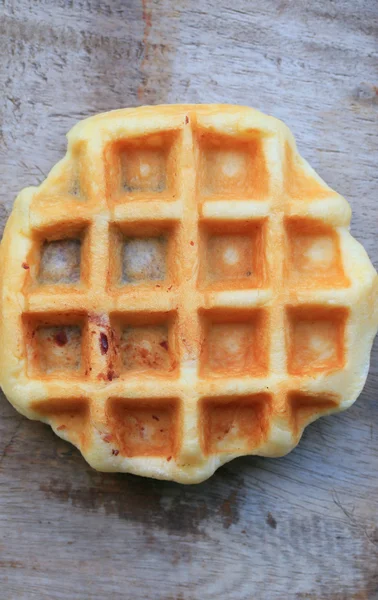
1 1 378 598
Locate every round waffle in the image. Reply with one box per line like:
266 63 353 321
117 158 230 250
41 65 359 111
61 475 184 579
1 105 377 483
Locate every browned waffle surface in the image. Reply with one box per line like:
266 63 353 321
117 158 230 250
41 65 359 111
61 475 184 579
1 105 377 483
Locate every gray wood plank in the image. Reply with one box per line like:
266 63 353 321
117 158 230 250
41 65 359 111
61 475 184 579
0 0 377 598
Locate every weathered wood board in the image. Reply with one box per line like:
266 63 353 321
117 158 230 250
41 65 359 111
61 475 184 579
0 1 377 598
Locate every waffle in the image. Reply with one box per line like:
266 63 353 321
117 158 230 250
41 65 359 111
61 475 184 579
1 104 377 484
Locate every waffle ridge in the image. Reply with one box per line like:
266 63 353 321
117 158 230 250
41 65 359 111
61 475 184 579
0 104 377 483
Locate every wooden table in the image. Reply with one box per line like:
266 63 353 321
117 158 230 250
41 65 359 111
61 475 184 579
1 1 377 598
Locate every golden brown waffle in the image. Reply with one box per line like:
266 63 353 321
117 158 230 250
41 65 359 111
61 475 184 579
1 105 377 483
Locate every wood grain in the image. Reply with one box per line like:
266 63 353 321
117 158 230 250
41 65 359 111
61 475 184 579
0 1 378 598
